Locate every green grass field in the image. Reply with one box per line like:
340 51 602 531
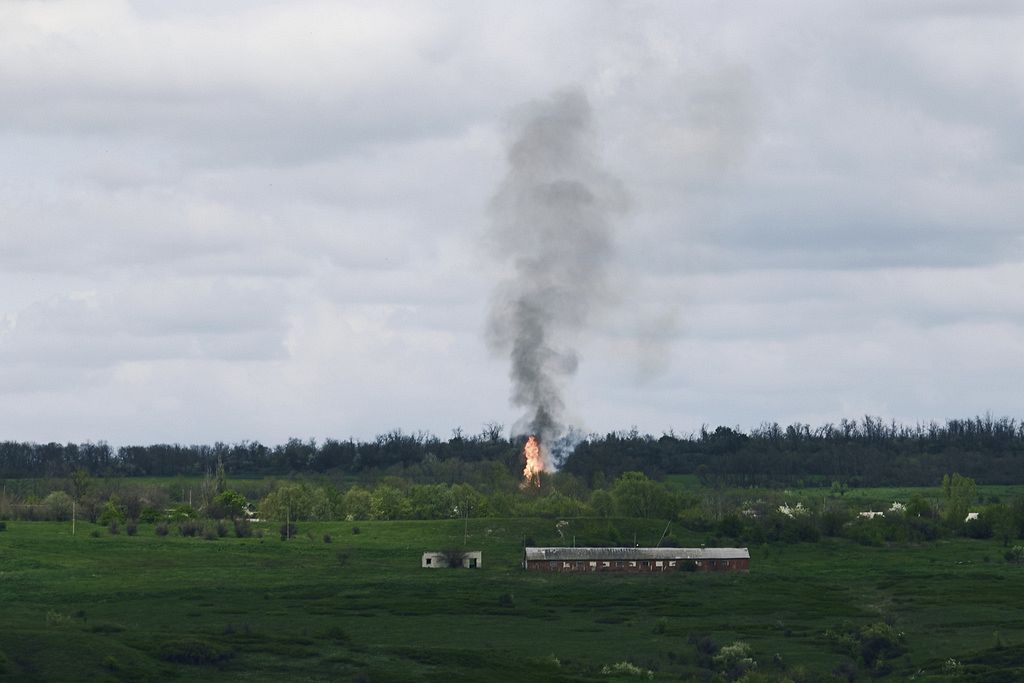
1 518 1023 681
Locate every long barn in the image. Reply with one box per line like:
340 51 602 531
523 547 750 573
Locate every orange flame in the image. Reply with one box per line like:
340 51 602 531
522 435 544 488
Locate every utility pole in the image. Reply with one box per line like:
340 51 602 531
657 521 671 547
72 500 76 536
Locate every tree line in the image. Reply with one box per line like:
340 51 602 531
3 415 1024 486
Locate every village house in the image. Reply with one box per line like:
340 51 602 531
523 547 749 573
421 550 482 569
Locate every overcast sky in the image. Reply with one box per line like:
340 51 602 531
2 1 1022 446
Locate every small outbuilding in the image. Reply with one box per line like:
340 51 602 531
422 550 482 569
523 547 749 573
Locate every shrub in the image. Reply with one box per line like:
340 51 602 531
203 528 218 541
157 639 233 665
45 610 72 626
323 533 332 543
858 622 904 667
43 491 73 521
714 641 756 677
689 633 719 667
125 522 138 536
600 661 653 678
280 523 297 540
97 499 127 527
155 523 169 537
233 518 252 538
352 526 361 535
139 507 162 524
209 490 248 519
107 520 120 535
215 521 228 538
179 520 203 537
966 517 994 539
261 482 340 522
0 521 7 532
498 593 515 608
168 504 197 520
90 530 102 538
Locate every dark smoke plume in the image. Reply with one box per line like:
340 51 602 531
486 89 626 456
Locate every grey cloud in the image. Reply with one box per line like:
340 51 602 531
0 281 289 369
0 1 1021 443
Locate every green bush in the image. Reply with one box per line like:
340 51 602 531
168 504 197 520
966 517 994 539
858 622 904 668
97 499 126 526
139 507 162 523
179 520 203 537
233 518 252 538
261 482 339 522
43 491 74 521
210 490 248 519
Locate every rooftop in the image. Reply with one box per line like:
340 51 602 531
523 547 750 561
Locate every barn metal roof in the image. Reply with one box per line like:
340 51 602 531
523 547 750 561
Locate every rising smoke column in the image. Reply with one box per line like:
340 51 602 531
487 89 626 460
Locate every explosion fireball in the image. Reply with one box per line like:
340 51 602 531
522 435 544 488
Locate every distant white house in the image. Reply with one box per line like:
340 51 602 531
422 551 481 569
965 512 980 522
859 511 885 519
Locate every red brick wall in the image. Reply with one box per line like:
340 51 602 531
524 558 749 572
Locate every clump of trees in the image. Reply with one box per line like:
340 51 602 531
5 415 1024 488
6 430 1024 552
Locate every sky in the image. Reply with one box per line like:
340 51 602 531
1 1 1022 446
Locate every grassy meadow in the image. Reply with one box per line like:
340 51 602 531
1 516 1023 681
